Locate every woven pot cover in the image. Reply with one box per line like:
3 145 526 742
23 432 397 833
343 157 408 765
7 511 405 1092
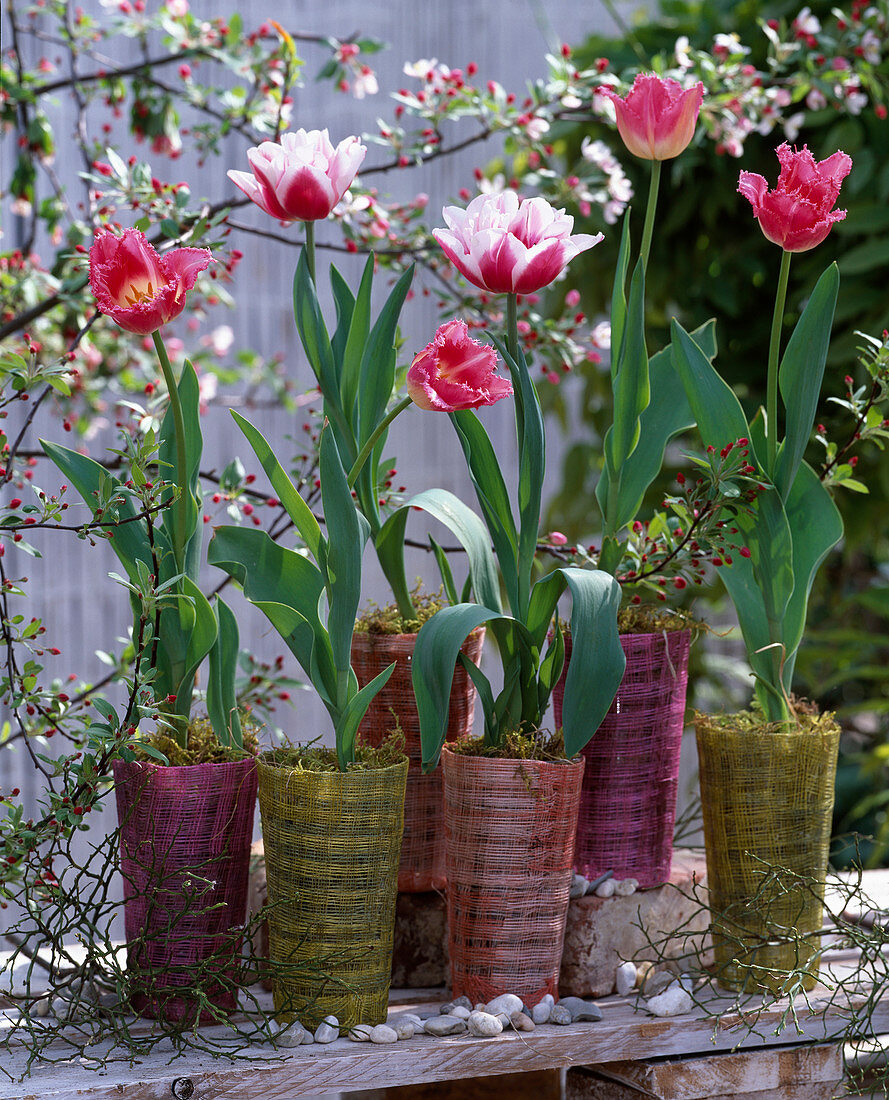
113 756 257 1024
351 627 484 892
442 746 584 1006
553 630 690 888
258 754 408 1029
696 713 840 992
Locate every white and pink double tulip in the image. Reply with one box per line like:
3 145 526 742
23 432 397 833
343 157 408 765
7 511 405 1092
433 191 603 296
228 128 366 222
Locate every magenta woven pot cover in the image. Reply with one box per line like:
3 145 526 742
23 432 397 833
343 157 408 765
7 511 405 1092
113 755 257 1023
553 630 691 888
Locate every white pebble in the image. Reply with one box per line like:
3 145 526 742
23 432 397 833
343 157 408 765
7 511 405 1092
33 997 52 1018
616 961 637 997
393 1020 415 1040
423 1014 467 1037
348 1024 373 1042
569 874 589 899
314 1016 339 1043
484 993 524 1016
370 1024 398 1044
594 878 616 898
273 1022 310 1047
451 1005 471 1020
531 993 554 1024
510 1011 535 1032
614 877 639 897
467 1011 503 1037
645 985 693 1017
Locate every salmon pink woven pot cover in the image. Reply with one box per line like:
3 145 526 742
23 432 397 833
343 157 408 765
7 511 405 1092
113 756 257 1024
352 627 484 892
553 630 690 888
442 747 584 1006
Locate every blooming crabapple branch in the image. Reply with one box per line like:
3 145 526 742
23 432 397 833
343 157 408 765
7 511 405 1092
1 499 168 535
820 378 883 481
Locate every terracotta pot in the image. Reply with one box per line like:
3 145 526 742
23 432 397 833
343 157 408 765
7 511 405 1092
351 627 484 892
441 745 584 1006
257 753 408 1028
696 712 840 991
553 630 690 888
113 755 257 1023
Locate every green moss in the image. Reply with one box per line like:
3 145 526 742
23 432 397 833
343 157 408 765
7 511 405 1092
616 604 703 635
354 586 447 636
259 731 407 773
132 717 258 766
448 729 575 763
695 704 837 737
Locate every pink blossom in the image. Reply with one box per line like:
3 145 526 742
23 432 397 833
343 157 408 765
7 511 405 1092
548 531 568 545
738 142 852 252
227 129 366 223
89 228 212 335
407 319 513 412
601 73 704 160
433 191 602 296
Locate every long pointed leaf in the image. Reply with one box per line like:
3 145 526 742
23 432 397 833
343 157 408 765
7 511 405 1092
231 409 322 557
336 661 397 769
206 597 242 749
357 264 414 444
774 264 840 500
340 255 374 427
558 568 625 757
173 577 218 716
670 319 750 451
330 265 356 369
158 360 202 581
606 258 650 471
609 211 633 380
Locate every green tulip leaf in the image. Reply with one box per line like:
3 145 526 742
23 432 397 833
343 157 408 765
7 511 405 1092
335 660 397 770
206 597 242 749
670 318 750 452
609 211 633 380
340 255 374 426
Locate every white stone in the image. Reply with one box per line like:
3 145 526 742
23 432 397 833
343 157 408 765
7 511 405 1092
273 1022 311 1047
645 985 693 1017
390 1012 424 1031
348 1024 373 1042
484 992 524 1016
531 993 554 1024
569 874 589 899
423 1014 467 1037
370 1024 398 1044
495 1012 510 1028
510 1010 535 1032
314 1016 339 1043
300 1028 315 1045
467 1011 503 1037
616 961 637 997
33 997 51 1018
614 877 639 897
594 878 616 898
451 1005 471 1019
393 1020 415 1040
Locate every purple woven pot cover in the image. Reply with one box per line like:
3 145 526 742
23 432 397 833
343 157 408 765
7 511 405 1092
113 755 257 1023
553 630 690 888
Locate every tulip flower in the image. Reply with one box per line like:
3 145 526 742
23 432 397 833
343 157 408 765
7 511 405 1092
601 74 704 162
89 228 212 335
227 128 366 223
406 319 513 412
432 191 603 297
738 142 852 253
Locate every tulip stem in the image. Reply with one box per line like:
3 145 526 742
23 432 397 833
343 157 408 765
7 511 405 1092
347 395 412 489
152 331 189 574
304 220 316 284
639 159 661 272
507 293 519 362
766 249 792 475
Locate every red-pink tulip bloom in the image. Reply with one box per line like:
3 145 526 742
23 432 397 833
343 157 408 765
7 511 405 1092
601 74 704 161
89 228 212 335
433 191 603 296
227 128 366 222
738 142 853 252
407 320 513 412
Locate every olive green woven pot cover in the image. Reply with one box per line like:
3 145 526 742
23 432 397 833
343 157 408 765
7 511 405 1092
696 714 840 993
257 754 408 1028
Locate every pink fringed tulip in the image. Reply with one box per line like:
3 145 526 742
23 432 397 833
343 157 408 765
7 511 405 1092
601 74 704 161
89 228 212 335
227 128 366 222
407 319 513 412
738 142 852 252
433 191 603 296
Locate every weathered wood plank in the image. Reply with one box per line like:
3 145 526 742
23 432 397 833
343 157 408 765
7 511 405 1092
343 1068 562 1100
567 1043 843 1098
2 986 884 1100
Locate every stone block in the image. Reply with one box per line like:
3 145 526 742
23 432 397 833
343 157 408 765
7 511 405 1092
559 849 710 998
